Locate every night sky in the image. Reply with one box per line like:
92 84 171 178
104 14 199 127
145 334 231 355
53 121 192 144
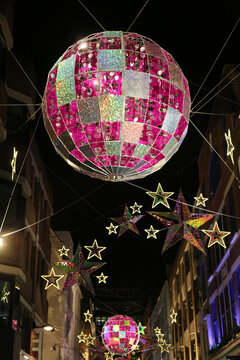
11 0 239 296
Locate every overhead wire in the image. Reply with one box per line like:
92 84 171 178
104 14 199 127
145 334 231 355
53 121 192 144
126 0 150 32
77 0 106 31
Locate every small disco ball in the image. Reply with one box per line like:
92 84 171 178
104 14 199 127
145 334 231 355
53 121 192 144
42 31 190 181
101 315 140 354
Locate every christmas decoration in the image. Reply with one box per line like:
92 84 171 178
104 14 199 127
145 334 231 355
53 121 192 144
154 327 163 335
84 309 93 323
138 322 146 334
111 205 144 237
96 272 108 283
77 331 87 343
102 315 140 354
1 283 10 303
225 129 234 163
58 245 70 257
144 225 160 239
104 352 114 360
202 221 230 249
106 223 119 235
11 147 18 181
42 31 190 182
146 183 173 208
148 192 214 254
86 334 95 345
130 202 143 214
56 244 106 292
194 193 208 207
84 239 106 260
41 267 64 290
158 340 171 353
170 309 177 323
156 333 164 343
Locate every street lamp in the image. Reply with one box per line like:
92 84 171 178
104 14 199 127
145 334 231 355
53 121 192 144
34 323 55 332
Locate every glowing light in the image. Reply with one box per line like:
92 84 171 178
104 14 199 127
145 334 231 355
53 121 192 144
170 309 177 323
43 324 54 332
0 237 3 246
106 223 119 235
111 205 144 237
158 340 171 353
138 322 146 334
225 129 234 163
77 331 87 343
96 272 108 284
194 193 208 207
41 267 64 290
58 245 70 257
42 31 190 182
86 334 95 345
84 239 106 260
102 315 140 354
11 147 18 181
84 309 93 323
202 222 231 249
130 202 142 214
144 225 160 239
146 183 173 209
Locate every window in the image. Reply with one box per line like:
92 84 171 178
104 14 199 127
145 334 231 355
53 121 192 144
229 279 237 328
220 292 226 336
224 286 232 332
211 300 220 344
199 261 207 302
188 290 193 324
209 149 221 201
236 265 240 309
193 279 200 314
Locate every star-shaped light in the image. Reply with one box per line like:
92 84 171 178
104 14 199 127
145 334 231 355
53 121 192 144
96 272 108 284
41 267 64 290
225 128 235 163
11 147 18 181
84 309 93 323
138 322 146 334
194 193 208 207
58 245 70 257
170 309 177 323
82 353 87 359
158 340 171 353
106 223 119 235
154 327 162 335
144 225 160 239
156 332 165 343
148 192 214 254
104 351 114 360
111 205 144 237
1 290 10 303
130 202 143 214
77 331 87 343
84 239 106 260
202 222 230 249
146 183 173 209
56 244 106 292
86 334 95 345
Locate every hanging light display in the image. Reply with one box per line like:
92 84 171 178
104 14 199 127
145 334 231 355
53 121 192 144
101 315 140 354
42 31 190 181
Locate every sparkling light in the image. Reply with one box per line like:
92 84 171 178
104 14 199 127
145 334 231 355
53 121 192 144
102 315 140 354
42 31 190 182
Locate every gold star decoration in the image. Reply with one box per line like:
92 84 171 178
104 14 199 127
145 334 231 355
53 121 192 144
58 245 70 257
225 128 235 163
86 334 95 345
144 225 160 239
106 223 119 235
41 267 64 290
11 147 18 181
158 340 171 353
77 331 87 343
138 322 146 334
146 183 173 209
130 202 143 214
154 327 163 335
194 193 208 207
82 353 87 359
202 221 231 249
84 309 93 323
156 332 165 343
104 351 114 360
1 290 10 303
84 239 106 260
170 309 177 323
96 272 108 284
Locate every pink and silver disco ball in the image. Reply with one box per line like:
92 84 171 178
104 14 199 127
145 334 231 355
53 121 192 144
42 31 190 181
101 315 140 354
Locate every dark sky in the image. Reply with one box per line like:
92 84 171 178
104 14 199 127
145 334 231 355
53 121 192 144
11 0 239 295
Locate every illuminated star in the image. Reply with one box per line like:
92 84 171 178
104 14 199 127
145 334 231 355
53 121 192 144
84 309 93 323
156 332 165 343
11 147 18 181
144 225 160 239
86 334 95 345
170 309 177 323
104 352 114 360
130 202 143 214
111 205 144 237
82 353 87 359
148 192 214 254
1 290 10 303
225 128 235 163
96 272 108 284
158 340 171 353
154 327 163 336
146 183 174 209
106 223 119 235
56 244 106 292
41 267 64 290
77 331 87 343
194 193 208 207
202 222 230 249
84 239 106 260
58 245 70 257
138 322 146 334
